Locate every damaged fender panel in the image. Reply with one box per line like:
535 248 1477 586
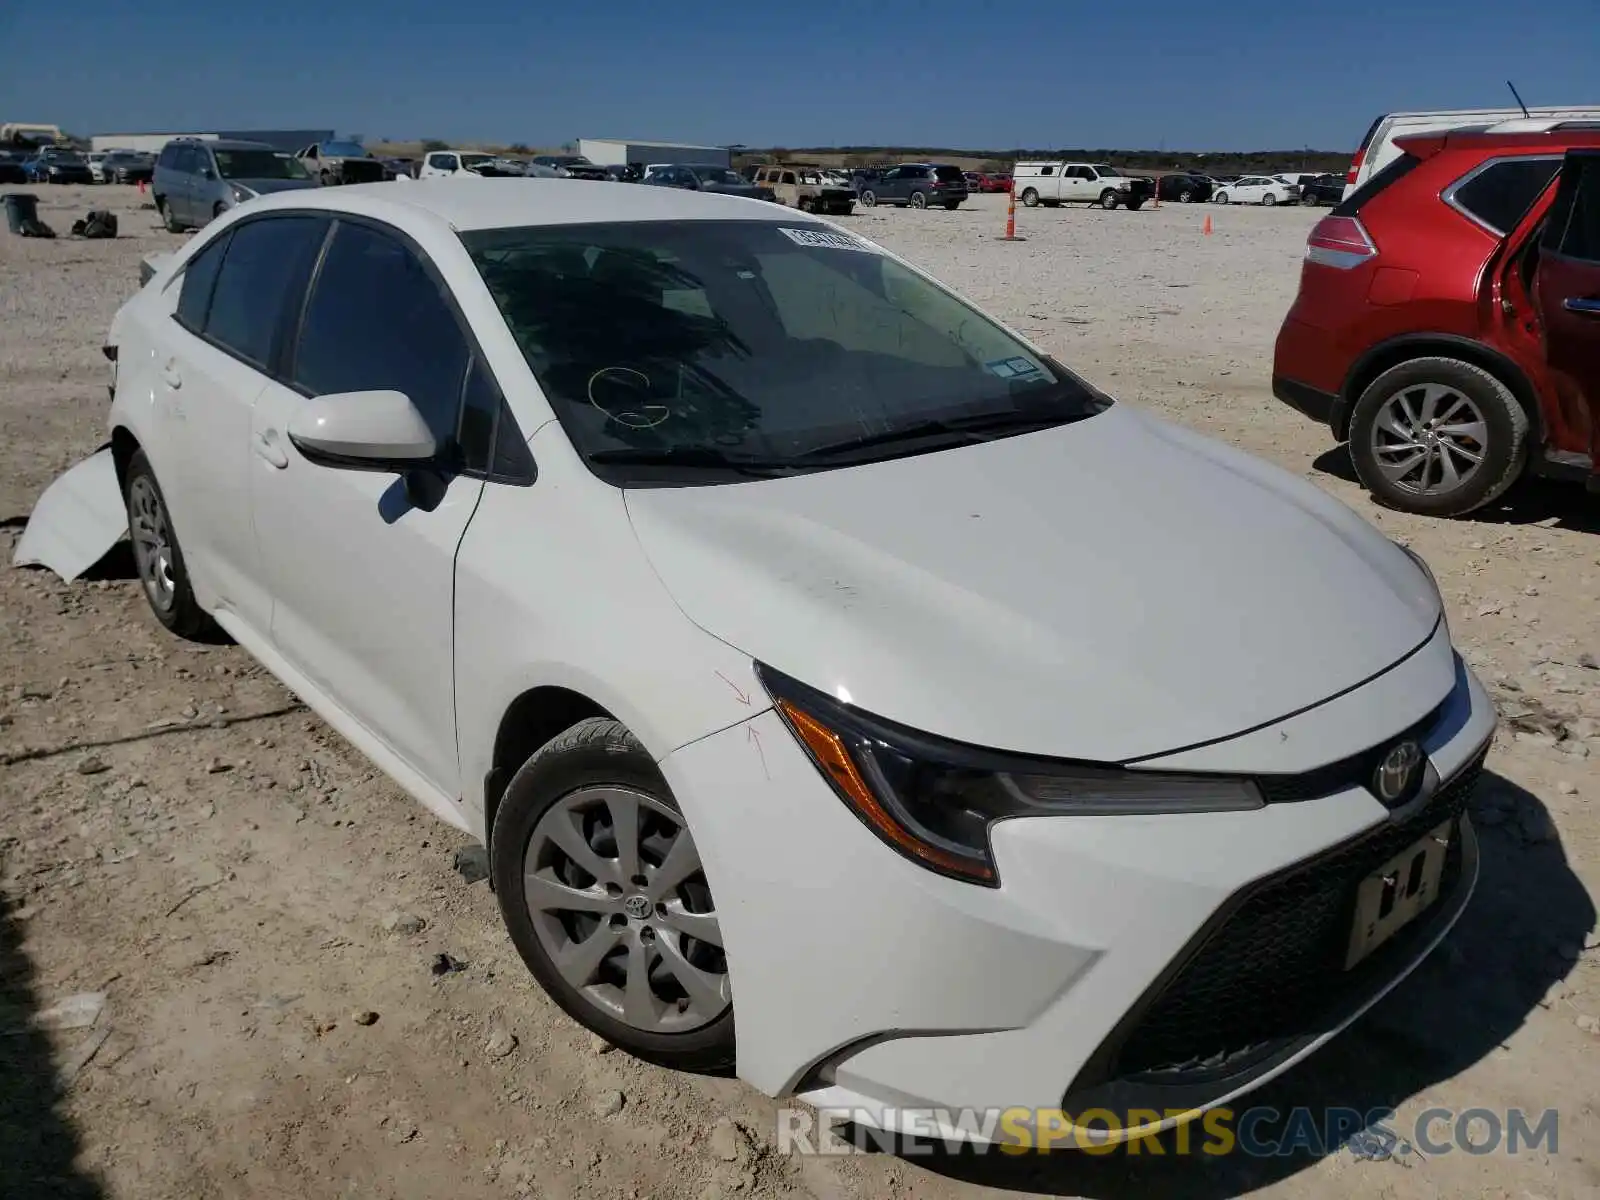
12 448 126 582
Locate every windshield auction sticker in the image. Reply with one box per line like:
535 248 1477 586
778 227 876 253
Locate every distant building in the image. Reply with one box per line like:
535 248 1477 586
578 138 732 169
91 129 335 154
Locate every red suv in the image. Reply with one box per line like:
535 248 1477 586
1273 129 1600 516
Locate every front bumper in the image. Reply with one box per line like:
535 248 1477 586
658 643 1495 1146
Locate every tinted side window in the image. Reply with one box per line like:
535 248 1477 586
292 221 470 447
175 232 230 332
1040 165 1055 176
157 143 179 168
205 216 328 368
1449 157 1562 235
1552 159 1600 261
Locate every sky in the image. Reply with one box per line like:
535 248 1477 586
3 0 1597 152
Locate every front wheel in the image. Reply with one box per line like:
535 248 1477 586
1126 198 1145 211
1347 357 1529 517
1021 187 1040 208
858 189 876 207
1100 190 1119 210
124 451 212 637
1214 191 1229 204
156 197 182 232
944 201 961 210
492 717 734 1072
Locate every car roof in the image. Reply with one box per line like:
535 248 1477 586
239 177 820 230
186 139 276 152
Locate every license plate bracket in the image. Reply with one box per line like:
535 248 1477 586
1344 820 1453 969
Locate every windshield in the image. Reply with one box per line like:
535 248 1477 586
464 219 1107 484
320 141 369 157
693 167 744 185
214 150 310 180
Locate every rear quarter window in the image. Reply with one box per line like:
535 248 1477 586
1446 157 1563 235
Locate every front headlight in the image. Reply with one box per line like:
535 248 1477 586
757 663 1262 886
229 183 256 203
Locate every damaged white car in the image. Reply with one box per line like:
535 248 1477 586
17 179 1496 1147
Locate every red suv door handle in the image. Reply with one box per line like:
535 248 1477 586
1563 297 1600 316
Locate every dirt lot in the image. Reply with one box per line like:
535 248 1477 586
2 183 1597 1200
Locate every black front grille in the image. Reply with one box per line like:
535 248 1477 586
1084 752 1485 1085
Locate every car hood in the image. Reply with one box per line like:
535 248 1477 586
624 404 1441 763
231 178 319 194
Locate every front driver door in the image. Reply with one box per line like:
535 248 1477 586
1534 150 1600 476
248 216 490 800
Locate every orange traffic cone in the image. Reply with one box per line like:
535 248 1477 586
1203 214 1213 235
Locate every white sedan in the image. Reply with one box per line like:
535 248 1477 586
91 178 1494 1147
1213 175 1296 205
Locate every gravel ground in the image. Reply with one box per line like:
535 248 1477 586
1 184 1597 1200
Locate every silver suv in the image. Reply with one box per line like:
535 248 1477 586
152 138 318 231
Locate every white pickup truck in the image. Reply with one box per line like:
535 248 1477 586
1012 161 1154 210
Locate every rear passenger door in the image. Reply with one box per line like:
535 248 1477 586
247 217 520 801
151 214 330 635
1535 151 1600 469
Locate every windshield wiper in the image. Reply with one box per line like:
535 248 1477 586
797 409 1074 461
585 445 802 477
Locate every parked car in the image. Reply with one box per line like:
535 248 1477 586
86 151 111 183
1011 162 1153 210
381 156 419 179
419 150 509 179
1156 173 1214 203
94 179 1494 1146
153 138 318 230
101 150 155 185
963 172 1011 194
645 163 777 202
296 140 388 185
1274 129 1600 514
0 151 28 184
1213 176 1295 205
1297 174 1345 207
750 164 852 213
25 148 93 184
855 163 968 210
532 154 611 180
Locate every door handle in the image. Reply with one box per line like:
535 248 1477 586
252 428 289 469
162 360 182 389
1563 296 1600 316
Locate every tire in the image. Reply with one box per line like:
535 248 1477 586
1262 193 1277 206
213 202 226 222
797 197 812 213
491 717 735 1072
1100 190 1119 210
124 451 212 638
1021 187 1040 208
1215 192 1229 204
1178 188 1194 203
1347 357 1529 517
944 201 961 210
858 189 876 207
1126 198 1145 211
156 198 182 232
909 190 927 209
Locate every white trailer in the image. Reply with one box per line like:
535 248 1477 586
578 139 731 169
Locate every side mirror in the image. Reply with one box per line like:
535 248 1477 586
287 390 438 470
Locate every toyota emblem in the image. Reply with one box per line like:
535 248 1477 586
1374 740 1423 804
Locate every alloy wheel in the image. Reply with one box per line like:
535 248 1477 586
522 786 727 1034
1370 382 1488 498
128 476 176 613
